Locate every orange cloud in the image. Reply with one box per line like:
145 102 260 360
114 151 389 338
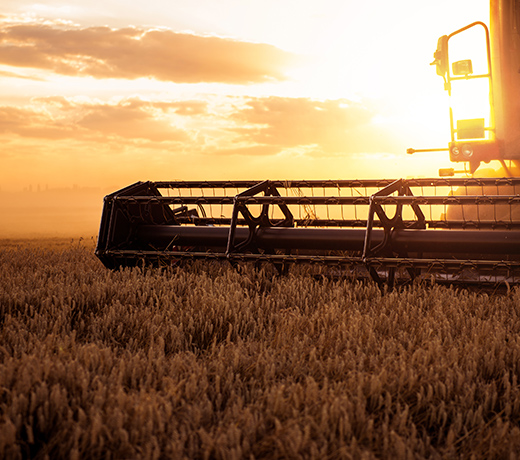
230 97 393 154
0 94 408 196
0 22 295 83
0 106 76 139
76 101 190 142
0 97 197 142
0 95 399 156
0 69 45 80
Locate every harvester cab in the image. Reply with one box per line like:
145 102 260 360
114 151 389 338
96 0 520 288
415 0 520 177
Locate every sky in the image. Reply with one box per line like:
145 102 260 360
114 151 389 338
0 0 490 194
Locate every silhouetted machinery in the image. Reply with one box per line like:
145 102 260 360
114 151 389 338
96 0 520 287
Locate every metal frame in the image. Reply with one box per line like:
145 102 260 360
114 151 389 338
96 177 520 288
445 21 495 142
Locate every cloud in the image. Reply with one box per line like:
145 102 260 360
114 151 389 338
0 95 399 158
0 106 75 139
0 93 409 194
76 100 190 142
0 69 45 80
0 97 193 142
0 21 296 83
230 97 384 154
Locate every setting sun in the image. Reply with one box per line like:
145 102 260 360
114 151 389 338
0 0 489 235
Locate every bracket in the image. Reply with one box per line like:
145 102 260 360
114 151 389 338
363 179 426 286
226 180 294 255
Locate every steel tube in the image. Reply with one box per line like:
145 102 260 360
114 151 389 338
136 225 520 254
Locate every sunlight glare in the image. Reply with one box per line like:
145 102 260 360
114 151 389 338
447 23 493 140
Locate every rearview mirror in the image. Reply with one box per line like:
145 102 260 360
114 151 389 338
431 35 448 78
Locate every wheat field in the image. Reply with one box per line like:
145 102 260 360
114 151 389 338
1 239 520 459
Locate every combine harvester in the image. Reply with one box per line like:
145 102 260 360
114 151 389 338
96 0 520 288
